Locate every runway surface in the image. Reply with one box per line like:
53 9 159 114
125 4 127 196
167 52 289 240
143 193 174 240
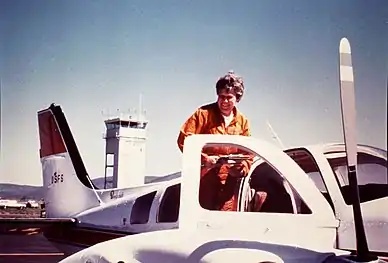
0 225 66 263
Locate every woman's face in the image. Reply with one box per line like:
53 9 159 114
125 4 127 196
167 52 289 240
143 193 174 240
217 89 238 115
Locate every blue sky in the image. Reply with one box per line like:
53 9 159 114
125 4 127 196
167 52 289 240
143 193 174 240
1 0 387 186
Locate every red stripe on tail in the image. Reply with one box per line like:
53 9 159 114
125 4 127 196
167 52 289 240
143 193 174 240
38 110 67 158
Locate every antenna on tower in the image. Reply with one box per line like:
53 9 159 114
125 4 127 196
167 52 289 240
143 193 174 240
266 120 285 149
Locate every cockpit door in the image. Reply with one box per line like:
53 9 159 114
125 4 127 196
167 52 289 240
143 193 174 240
179 134 338 247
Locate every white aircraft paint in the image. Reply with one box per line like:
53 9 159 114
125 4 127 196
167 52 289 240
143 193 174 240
56 37 388 263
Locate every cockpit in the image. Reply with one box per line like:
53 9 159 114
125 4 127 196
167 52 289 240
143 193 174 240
197 143 313 215
285 145 387 208
127 143 386 231
246 161 311 214
325 148 388 205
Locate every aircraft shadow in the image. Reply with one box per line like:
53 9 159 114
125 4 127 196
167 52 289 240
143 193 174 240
133 239 349 263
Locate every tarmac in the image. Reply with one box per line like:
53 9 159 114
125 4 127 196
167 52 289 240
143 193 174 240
0 208 66 263
0 227 66 263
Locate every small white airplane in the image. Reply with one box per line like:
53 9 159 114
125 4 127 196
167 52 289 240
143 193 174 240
52 37 387 262
0 199 26 209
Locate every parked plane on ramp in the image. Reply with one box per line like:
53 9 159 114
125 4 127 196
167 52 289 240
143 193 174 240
55 37 387 262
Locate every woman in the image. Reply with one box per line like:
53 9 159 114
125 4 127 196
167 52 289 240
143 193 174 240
177 71 262 211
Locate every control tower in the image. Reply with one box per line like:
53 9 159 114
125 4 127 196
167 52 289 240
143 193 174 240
102 98 148 189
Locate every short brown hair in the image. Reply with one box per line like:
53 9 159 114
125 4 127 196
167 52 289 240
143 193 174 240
215 71 245 102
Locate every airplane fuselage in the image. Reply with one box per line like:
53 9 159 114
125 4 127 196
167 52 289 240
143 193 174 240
43 143 387 259
58 134 387 263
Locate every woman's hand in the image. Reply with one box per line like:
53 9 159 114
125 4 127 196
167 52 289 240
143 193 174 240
228 163 246 178
203 155 219 167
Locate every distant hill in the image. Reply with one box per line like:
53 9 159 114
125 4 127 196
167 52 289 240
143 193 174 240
0 184 44 200
0 172 182 201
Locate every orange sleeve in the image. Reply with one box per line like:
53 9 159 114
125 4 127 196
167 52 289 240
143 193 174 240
241 118 251 137
177 109 204 153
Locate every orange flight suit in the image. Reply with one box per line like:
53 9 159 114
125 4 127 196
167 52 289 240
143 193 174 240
177 102 253 211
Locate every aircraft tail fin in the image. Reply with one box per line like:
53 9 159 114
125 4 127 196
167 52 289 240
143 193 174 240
38 104 101 218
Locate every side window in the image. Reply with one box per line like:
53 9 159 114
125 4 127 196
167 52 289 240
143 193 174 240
157 184 181 223
199 143 311 214
130 191 156 224
249 161 311 214
327 153 388 205
286 148 334 211
199 143 258 212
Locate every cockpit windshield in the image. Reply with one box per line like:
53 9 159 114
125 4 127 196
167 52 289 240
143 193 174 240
326 151 388 205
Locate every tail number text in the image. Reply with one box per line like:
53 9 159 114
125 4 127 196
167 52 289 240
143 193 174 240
51 172 64 184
